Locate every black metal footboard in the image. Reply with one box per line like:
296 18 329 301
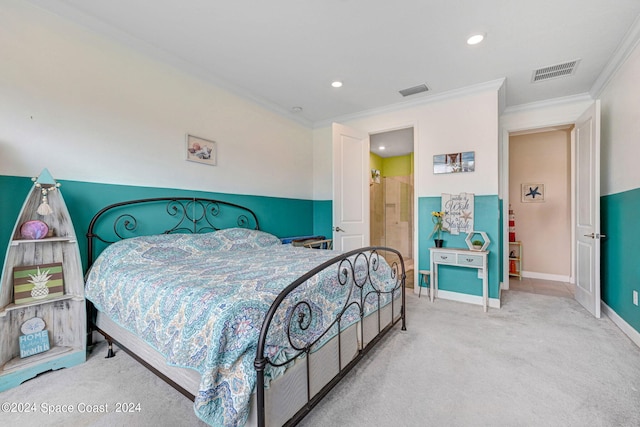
254 247 406 427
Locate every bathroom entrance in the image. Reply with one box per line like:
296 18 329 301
369 128 414 288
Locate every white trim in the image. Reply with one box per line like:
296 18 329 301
432 289 501 309
501 128 511 292
316 78 506 129
602 303 640 349
502 93 592 116
509 124 574 137
521 271 571 283
360 120 420 306
590 14 640 99
500 97 590 303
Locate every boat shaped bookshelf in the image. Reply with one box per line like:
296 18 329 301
0 169 85 391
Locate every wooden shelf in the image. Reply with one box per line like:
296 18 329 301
0 170 86 391
0 294 84 317
508 241 522 280
11 237 76 246
1 346 76 374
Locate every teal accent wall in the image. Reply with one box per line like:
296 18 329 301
602 188 640 333
0 175 315 272
418 195 501 299
312 200 333 238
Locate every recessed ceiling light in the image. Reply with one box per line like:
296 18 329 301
331 81 343 88
467 33 485 45
291 106 303 113
379 146 386 150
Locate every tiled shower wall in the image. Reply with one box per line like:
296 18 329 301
370 175 414 282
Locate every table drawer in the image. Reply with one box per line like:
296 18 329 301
457 254 484 267
432 252 455 264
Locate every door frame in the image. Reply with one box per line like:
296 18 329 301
367 122 419 292
335 121 419 289
500 97 593 294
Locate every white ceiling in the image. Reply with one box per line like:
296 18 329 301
25 0 640 135
370 127 414 158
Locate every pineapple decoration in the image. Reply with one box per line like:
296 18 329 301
28 267 52 300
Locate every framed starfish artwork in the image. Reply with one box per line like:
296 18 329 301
522 183 545 203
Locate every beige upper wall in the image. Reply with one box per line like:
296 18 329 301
509 130 571 276
600 37 640 196
0 0 313 199
313 88 501 200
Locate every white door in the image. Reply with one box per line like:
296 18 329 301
574 101 601 318
332 123 370 251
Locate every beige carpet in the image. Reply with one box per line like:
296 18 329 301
1 290 639 426
0 338 206 427
300 290 640 426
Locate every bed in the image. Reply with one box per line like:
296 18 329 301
84 197 406 427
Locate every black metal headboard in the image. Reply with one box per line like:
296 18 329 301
86 197 259 268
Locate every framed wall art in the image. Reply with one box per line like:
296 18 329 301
522 183 544 202
441 192 474 234
13 263 64 304
371 169 381 184
186 134 217 166
433 151 475 174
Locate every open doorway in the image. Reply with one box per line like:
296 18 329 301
508 126 575 298
502 101 602 317
369 127 415 287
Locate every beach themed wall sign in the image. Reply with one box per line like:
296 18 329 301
433 151 475 174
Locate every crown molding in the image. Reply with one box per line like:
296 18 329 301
314 78 506 129
501 93 593 115
25 0 315 128
29 0 636 131
590 14 640 99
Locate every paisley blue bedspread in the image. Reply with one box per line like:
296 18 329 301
85 228 399 427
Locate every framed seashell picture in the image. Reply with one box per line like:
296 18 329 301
186 134 217 166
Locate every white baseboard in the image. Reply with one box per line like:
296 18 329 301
433 289 501 309
602 302 640 349
522 271 571 282
412 285 501 309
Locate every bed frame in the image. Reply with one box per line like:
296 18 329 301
85 197 406 426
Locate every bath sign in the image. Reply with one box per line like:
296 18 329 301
441 193 474 235
19 317 50 358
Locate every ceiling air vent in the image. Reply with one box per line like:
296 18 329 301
531 59 580 82
399 84 429 97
